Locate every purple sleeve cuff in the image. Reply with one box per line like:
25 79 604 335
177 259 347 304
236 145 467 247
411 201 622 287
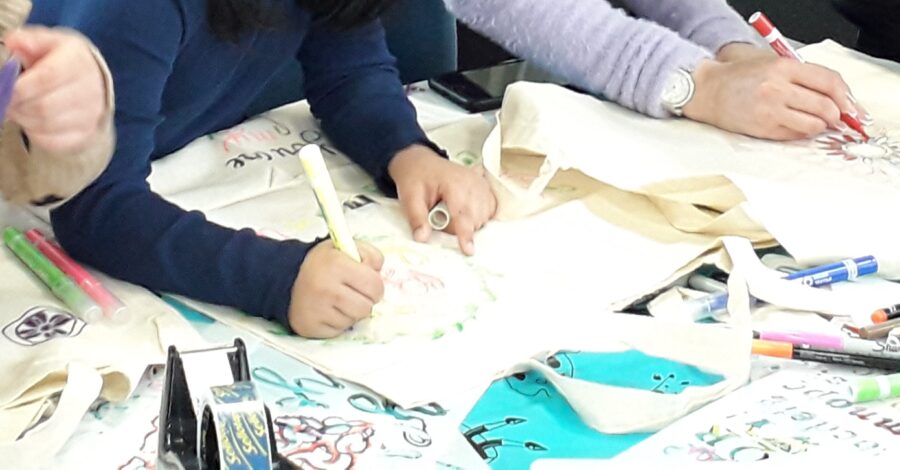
686 16 763 55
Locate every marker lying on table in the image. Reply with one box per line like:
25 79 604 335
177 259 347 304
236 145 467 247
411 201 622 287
754 330 900 360
3 227 102 322
25 229 127 321
682 255 878 321
859 317 900 340
298 144 360 262
749 11 870 141
872 303 900 324
687 274 727 293
752 339 900 371
849 372 900 403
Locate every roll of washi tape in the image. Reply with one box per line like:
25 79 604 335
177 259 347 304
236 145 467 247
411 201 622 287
200 382 273 470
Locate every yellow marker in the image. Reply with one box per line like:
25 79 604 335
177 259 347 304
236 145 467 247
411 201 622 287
298 144 361 262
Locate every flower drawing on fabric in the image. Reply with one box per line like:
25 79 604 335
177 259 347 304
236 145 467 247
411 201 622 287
815 132 900 177
2 306 86 347
337 237 498 343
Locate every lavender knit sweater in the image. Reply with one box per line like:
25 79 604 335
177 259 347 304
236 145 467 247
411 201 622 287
443 0 760 117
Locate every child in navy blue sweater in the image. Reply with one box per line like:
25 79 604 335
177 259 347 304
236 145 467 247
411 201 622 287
30 0 496 338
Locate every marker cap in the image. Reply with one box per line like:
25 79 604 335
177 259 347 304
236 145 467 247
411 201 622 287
752 339 793 359
873 309 889 324
848 374 900 403
427 202 451 231
749 11 774 37
55 282 103 323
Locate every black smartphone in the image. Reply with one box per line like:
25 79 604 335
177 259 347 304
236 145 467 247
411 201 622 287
428 59 569 112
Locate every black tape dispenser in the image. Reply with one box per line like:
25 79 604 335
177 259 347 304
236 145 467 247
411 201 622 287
157 339 295 469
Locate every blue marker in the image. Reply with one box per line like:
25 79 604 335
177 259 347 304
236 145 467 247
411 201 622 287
783 256 878 286
683 256 878 321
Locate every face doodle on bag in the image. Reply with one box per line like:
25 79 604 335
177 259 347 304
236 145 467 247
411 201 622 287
2 306 86 347
504 353 575 398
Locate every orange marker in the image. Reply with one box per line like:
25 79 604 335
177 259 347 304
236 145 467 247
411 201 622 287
872 304 900 324
752 339 900 370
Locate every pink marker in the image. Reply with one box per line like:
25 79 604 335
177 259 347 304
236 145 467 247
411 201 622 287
756 330 843 350
25 229 127 322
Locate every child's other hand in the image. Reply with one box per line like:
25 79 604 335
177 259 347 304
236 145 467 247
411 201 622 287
388 144 497 256
288 240 385 339
5 27 107 152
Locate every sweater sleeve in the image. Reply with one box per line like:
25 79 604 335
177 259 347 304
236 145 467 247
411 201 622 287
299 18 435 194
621 0 761 54
38 0 310 326
443 0 712 117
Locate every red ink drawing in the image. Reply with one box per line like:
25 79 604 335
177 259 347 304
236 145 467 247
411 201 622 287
275 415 375 470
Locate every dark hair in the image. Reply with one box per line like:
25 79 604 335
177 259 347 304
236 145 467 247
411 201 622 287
208 0 396 43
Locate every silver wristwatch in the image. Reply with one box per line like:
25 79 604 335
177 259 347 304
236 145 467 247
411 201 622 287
660 68 696 117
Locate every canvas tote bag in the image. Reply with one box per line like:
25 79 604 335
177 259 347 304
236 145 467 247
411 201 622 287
0 241 202 468
482 41 900 276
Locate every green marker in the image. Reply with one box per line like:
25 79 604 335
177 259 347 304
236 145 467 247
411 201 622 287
3 227 102 322
849 373 900 403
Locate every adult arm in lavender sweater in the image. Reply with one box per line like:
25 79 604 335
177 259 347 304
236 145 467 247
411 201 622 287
443 0 756 117
621 0 759 55
444 0 865 140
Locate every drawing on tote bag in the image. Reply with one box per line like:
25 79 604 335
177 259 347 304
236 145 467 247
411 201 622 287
2 306 86 347
274 415 375 470
816 131 900 177
332 237 498 344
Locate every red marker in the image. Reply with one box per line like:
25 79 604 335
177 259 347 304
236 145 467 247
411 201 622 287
749 11 870 141
25 229 128 322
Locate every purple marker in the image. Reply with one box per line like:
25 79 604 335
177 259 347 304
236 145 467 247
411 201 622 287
0 58 20 122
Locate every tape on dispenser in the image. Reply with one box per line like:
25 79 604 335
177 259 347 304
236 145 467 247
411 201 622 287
157 339 292 470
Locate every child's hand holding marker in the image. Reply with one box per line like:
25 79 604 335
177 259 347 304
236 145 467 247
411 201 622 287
289 239 385 339
389 144 497 256
293 145 385 339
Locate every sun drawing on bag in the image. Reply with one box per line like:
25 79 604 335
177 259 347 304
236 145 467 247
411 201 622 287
815 132 900 177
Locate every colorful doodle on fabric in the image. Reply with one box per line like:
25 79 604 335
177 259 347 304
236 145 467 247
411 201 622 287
346 393 446 448
462 350 724 468
252 366 343 409
2 306 86 346
338 237 498 343
118 417 160 470
274 415 375 470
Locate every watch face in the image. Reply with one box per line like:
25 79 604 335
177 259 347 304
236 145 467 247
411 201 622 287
662 70 692 107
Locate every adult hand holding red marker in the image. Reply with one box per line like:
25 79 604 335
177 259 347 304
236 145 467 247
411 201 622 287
681 14 870 141
749 11 871 141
